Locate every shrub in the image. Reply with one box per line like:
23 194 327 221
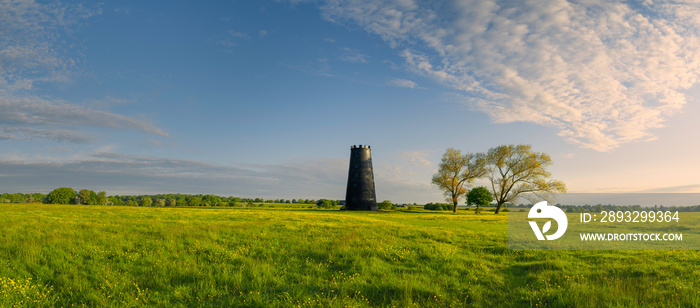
423 202 454 211
378 200 395 210
316 199 336 208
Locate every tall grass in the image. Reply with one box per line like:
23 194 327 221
0 204 697 307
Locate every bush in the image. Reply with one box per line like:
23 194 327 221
378 200 395 210
316 199 337 208
423 202 454 211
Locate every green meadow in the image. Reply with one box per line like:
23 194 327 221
0 204 699 307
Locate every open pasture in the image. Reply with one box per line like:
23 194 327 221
0 204 698 307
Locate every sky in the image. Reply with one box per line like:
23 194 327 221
1 0 700 205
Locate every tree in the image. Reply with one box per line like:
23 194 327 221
187 196 202 206
431 148 488 213
78 189 92 205
378 200 395 210
97 191 107 205
88 190 98 205
486 144 566 214
166 198 176 207
467 186 492 214
140 197 152 207
45 187 77 204
154 198 165 207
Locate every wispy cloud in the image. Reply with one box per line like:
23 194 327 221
0 0 98 91
340 47 369 63
1 126 95 144
398 150 433 167
388 78 421 89
0 95 169 137
638 184 700 193
322 0 700 151
280 58 335 77
0 1 167 142
227 30 250 39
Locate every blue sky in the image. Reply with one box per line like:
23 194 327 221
2 0 700 205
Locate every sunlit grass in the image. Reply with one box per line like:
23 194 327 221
0 204 698 307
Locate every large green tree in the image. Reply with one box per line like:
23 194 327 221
467 186 493 214
486 144 566 214
45 187 77 204
431 148 488 213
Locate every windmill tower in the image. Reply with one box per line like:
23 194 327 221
344 145 377 211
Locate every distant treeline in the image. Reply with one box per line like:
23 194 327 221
0 188 335 207
510 203 700 212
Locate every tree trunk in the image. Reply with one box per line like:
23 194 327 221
453 200 458 213
495 201 504 214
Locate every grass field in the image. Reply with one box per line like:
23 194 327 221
0 204 699 307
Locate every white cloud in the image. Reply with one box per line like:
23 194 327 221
340 47 369 63
322 0 700 151
388 78 420 89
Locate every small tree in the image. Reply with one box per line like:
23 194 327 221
154 199 165 207
486 144 566 214
166 198 176 207
78 189 92 205
431 148 488 213
467 186 492 214
378 200 395 210
45 187 77 204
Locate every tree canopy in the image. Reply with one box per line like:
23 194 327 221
486 144 566 214
467 186 493 214
431 148 487 213
46 187 77 204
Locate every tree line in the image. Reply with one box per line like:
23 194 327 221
1 188 327 207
